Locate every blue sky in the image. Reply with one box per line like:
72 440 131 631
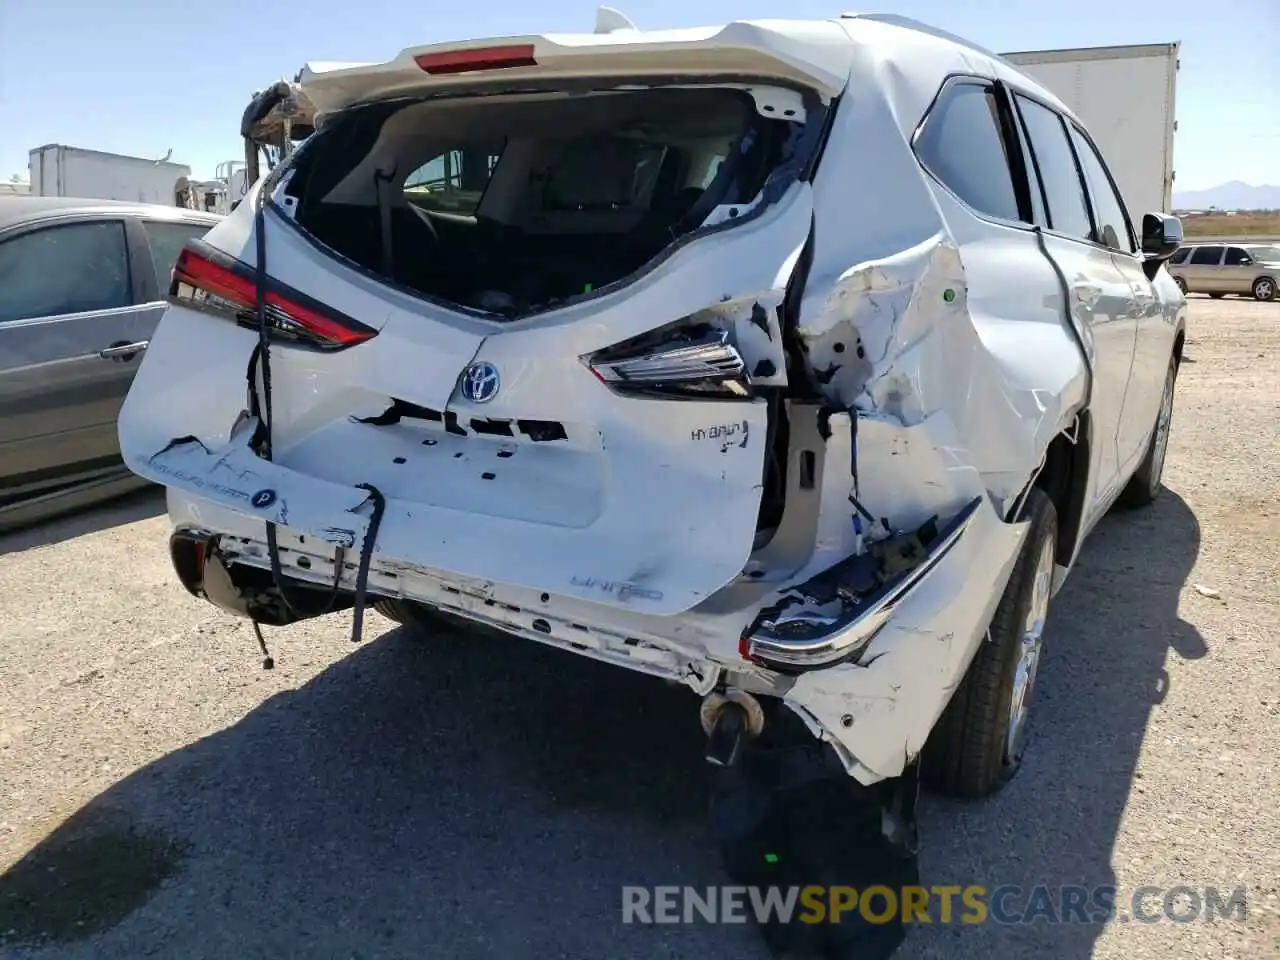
1 0 1276 190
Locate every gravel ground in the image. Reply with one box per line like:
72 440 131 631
1 297 1277 960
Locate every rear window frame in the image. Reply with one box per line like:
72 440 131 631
265 76 832 326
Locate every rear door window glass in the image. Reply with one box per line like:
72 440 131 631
1014 95 1093 242
140 220 212 292
1189 246 1224 265
0 220 131 324
1068 125 1134 253
916 82 1022 222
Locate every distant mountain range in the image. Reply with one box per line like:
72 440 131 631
1172 181 1280 211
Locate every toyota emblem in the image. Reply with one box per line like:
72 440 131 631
460 361 500 403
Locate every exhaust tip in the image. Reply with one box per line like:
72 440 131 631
169 528 214 597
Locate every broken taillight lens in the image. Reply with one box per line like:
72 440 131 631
170 241 377 350
584 321 750 400
413 44 538 75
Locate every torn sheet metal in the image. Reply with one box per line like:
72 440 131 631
140 425 373 546
852 411 988 536
709 293 789 389
128 391 776 618
797 234 1087 502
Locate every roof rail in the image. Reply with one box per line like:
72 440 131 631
839 13 1009 64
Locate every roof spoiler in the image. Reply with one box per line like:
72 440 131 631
594 5 639 33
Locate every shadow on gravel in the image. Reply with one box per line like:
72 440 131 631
0 494 1204 960
0 487 164 557
905 490 1205 959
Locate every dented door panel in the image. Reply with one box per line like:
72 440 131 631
1039 236 1137 522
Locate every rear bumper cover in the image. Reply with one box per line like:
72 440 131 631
167 478 1024 785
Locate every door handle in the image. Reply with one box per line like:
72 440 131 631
99 340 149 361
1130 283 1154 316
1073 283 1103 305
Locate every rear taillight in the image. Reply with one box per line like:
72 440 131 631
584 321 750 400
170 241 377 350
413 44 537 75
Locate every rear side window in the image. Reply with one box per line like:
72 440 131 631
1068 125 1134 253
1189 246 1224 265
916 82 1021 222
1169 247 1190 265
1223 247 1251 266
140 220 212 292
1015 95 1092 242
0 220 130 324
403 146 504 215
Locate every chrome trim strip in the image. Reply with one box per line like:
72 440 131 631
744 497 983 670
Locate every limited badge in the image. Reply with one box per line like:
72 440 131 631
251 488 277 509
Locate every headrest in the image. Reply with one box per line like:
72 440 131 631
545 136 641 210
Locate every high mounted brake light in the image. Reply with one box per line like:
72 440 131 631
170 242 376 350
413 44 538 75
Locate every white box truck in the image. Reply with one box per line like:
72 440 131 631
28 144 192 206
1002 43 1179 220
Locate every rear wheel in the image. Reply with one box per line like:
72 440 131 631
1253 277 1276 302
1173 276 1187 294
1117 354 1177 508
923 487 1058 798
373 598 471 636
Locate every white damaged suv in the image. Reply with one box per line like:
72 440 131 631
119 12 1186 799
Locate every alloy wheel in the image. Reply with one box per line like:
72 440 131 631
1005 536 1055 764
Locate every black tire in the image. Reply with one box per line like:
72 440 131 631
1253 277 1276 302
1117 354 1178 508
373 598 470 636
923 488 1058 798
1173 276 1187 294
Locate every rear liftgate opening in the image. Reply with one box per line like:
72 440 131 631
701 691 919 959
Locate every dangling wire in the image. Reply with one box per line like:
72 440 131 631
349 483 387 644
251 621 275 670
244 179 387 663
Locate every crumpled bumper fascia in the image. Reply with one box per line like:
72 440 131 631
780 495 1028 784
741 496 981 672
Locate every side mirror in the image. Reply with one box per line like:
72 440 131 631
1141 213 1183 281
1141 212 1183 259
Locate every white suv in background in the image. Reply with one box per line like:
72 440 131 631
119 13 1186 825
